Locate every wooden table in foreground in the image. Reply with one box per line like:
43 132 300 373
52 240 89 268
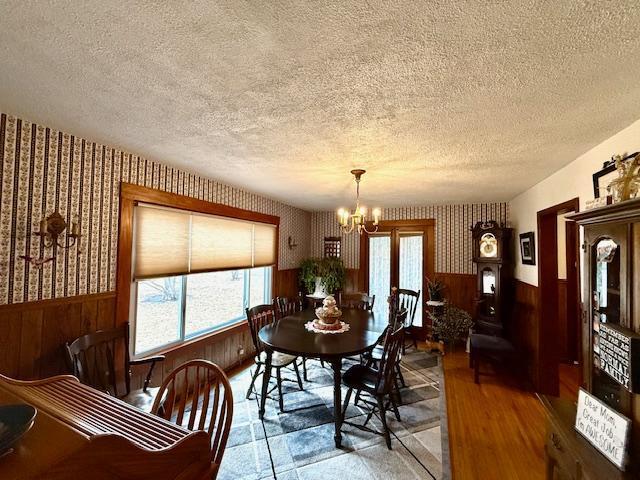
258 307 387 447
0 374 212 479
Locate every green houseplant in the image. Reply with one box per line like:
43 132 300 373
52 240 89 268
428 304 473 345
299 257 347 295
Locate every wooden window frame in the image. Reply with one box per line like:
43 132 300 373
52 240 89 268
115 183 280 349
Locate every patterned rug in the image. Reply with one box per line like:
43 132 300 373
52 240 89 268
219 349 448 480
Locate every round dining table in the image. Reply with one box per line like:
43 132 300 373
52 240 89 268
258 307 388 447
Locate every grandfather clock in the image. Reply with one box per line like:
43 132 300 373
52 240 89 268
471 221 512 336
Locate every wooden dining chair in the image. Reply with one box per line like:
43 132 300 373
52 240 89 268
246 304 303 412
397 288 421 353
65 323 164 412
339 292 375 311
275 294 303 318
360 307 408 403
341 311 407 449
276 295 326 380
151 360 233 479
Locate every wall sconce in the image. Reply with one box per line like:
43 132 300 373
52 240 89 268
19 211 81 268
287 236 298 250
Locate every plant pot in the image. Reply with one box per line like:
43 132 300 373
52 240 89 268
312 277 329 297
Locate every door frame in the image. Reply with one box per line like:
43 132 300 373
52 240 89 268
359 219 435 338
536 198 580 395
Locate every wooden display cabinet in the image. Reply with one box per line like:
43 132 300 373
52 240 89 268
544 199 640 478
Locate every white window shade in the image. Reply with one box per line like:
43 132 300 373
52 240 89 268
254 223 277 267
133 204 278 280
134 205 191 279
190 214 253 272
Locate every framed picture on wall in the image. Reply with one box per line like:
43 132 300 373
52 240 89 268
519 232 536 265
592 152 639 198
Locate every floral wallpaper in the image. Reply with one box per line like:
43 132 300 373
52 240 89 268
311 203 509 273
0 113 311 305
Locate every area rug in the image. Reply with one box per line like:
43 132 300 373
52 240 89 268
219 349 448 480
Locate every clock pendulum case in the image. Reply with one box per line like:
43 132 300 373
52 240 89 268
470 221 513 336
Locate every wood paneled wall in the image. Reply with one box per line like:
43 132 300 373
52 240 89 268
342 270 476 314
557 279 568 363
511 279 540 388
0 267 299 383
273 268 301 300
0 292 116 380
437 273 477 314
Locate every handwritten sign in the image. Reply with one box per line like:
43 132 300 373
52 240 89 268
575 388 630 470
599 323 640 392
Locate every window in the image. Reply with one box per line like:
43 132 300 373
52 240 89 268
134 266 272 356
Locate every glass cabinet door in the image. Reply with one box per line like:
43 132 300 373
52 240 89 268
591 237 625 410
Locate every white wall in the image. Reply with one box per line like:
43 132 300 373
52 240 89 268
510 118 640 286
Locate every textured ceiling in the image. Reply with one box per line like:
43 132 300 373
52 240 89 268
1 1 640 210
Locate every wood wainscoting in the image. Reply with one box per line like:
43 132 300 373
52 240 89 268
0 292 117 380
342 270 476 314
511 279 540 389
437 273 476 314
0 267 298 386
273 268 301 299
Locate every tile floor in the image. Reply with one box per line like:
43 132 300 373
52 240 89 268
219 350 447 480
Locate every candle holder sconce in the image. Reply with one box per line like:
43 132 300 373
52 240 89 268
19 211 81 269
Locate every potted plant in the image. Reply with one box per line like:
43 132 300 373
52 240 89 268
299 257 347 296
426 276 445 301
428 304 473 346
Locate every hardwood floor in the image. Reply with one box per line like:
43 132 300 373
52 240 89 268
442 347 546 480
558 362 580 402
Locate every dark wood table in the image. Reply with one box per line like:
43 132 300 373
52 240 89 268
258 307 387 447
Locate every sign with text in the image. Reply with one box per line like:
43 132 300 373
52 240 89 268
599 323 640 392
575 388 630 470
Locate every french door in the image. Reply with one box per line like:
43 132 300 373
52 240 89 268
360 220 435 340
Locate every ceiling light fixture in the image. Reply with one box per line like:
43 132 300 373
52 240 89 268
337 169 381 235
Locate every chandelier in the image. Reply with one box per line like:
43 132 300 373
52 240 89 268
337 169 381 235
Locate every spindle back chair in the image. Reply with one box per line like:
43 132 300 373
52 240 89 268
339 292 375 311
65 323 164 411
151 359 233 479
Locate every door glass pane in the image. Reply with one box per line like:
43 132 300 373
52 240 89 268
184 270 245 338
592 238 622 409
369 235 391 316
135 276 183 354
399 234 423 326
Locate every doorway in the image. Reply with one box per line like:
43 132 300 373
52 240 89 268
537 198 580 397
360 220 435 341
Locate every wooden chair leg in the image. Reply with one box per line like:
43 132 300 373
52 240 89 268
377 396 392 449
389 392 401 422
396 363 406 388
293 359 304 390
469 349 474 369
354 389 362 406
341 388 353 422
276 368 285 412
246 364 262 400
302 357 308 382
393 376 402 406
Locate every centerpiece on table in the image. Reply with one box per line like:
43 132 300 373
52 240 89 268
312 296 343 331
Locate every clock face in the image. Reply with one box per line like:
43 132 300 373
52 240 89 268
480 233 498 258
